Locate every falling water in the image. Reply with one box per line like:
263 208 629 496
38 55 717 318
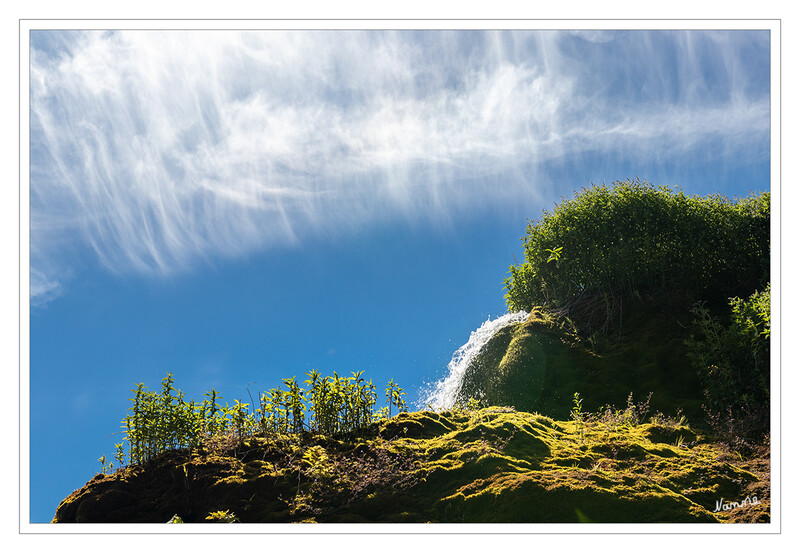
420 310 529 410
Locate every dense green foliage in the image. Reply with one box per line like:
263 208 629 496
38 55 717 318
116 371 407 468
504 179 769 334
685 285 771 440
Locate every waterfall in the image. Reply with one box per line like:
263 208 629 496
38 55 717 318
420 310 529 410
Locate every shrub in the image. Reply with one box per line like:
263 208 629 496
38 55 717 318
123 373 205 465
504 179 769 334
685 285 770 441
114 370 405 468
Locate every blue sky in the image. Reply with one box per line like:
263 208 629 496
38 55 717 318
26 28 771 524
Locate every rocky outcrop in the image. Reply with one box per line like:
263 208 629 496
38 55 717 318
455 306 706 421
52 407 769 523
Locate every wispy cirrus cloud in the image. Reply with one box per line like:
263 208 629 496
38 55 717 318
29 29 770 303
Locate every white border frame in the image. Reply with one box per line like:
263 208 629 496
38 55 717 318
18 18 781 536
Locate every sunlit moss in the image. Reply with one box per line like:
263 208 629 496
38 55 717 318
53 406 768 523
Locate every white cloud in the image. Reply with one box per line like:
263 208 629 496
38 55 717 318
30 267 64 307
29 30 770 303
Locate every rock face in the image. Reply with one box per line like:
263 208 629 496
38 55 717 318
455 307 705 421
52 408 769 524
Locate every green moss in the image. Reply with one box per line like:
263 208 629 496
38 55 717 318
458 303 705 421
53 407 769 524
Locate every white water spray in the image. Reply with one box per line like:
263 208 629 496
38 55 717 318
420 311 529 410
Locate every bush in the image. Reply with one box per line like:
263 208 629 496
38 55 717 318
685 285 770 441
504 179 769 334
115 371 407 468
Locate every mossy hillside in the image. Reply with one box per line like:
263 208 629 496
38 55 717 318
52 407 768 523
458 306 704 421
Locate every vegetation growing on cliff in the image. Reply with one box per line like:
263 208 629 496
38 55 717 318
502 179 770 441
503 179 769 336
61 179 771 524
54 403 769 523
685 285 771 442
446 304 707 426
110 371 408 472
